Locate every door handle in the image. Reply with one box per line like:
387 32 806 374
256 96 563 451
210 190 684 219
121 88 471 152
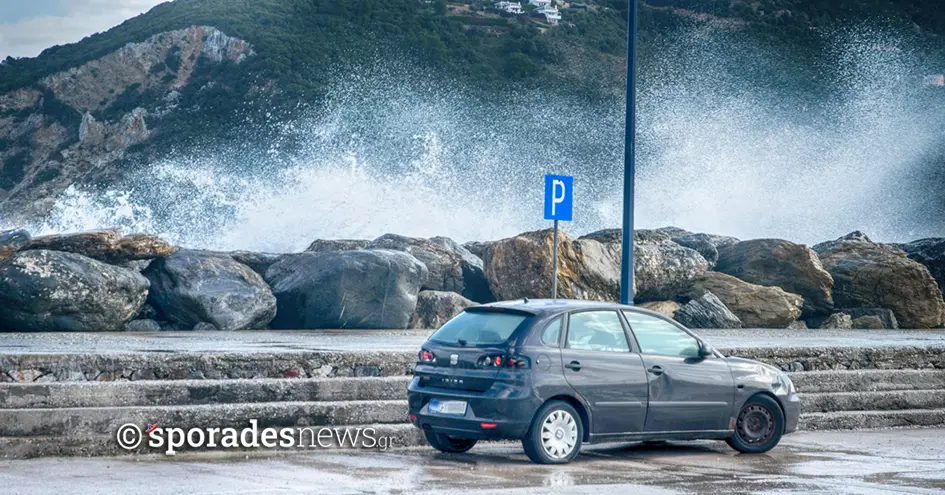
565 361 582 371
648 365 664 376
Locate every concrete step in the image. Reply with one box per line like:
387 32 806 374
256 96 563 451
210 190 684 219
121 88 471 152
802 390 945 413
0 400 410 437
791 369 945 393
799 409 945 431
0 423 426 459
3 345 943 384
0 376 413 409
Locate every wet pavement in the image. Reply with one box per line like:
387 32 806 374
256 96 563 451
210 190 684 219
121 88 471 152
2 428 944 494
1 328 944 355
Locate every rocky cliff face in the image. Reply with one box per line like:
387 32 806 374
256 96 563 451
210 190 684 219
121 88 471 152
0 26 254 224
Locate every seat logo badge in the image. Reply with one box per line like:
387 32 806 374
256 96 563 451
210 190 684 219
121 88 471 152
450 354 459 365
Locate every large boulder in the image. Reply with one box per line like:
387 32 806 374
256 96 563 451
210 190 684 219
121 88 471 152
462 241 494 260
674 292 742 329
655 226 693 237
897 238 945 302
429 236 495 302
577 228 624 244
368 234 462 293
123 319 163 332
0 250 149 331
409 290 476 329
841 308 899 329
814 234 945 329
575 229 710 302
26 229 178 264
0 229 30 260
852 315 884 329
483 229 620 301
811 231 873 254
671 233 741 267
687 272 803 328
634 242 709 302
638 301 682 318
227 251 284 277
305 239 369 254
143 250 277 331
819 313 853 329
265 250 427 329
715 239 834 316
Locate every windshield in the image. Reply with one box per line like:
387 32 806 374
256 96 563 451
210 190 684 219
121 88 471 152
429 311 528 346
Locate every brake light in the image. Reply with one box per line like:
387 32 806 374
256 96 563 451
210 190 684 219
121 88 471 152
477 354 529 368
506 356 529 368
419 349 435 363
480 423 498 429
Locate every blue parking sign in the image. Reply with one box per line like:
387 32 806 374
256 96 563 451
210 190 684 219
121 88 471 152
544 175 573 221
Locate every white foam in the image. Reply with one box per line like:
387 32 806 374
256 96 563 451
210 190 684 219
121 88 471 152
7 26 943 251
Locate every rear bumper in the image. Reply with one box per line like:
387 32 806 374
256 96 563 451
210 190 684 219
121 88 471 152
783 392 801 434
407 377 539 440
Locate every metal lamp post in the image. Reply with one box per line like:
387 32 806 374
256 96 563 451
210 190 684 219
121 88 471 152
619 0 638 306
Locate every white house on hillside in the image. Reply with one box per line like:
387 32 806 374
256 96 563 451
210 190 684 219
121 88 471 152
535 5 561 25
529 0 552 8
495 1 524 14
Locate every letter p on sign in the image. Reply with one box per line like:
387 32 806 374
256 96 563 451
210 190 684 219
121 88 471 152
543 174 573 222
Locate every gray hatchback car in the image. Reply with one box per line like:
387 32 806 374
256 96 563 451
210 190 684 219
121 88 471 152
407 299 800 464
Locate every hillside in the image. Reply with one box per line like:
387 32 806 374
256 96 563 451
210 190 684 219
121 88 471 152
1 0 945 231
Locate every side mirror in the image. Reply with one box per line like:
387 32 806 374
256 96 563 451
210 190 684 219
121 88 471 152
698 341 713 358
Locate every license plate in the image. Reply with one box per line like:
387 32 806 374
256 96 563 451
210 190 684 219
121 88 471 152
428 399 467 416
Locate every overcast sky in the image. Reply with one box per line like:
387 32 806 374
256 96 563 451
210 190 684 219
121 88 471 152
0 0 170 59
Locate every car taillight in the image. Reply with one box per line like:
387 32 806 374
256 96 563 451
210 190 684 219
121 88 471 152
419 349 435 363
506 356 529 368
477 355 529 369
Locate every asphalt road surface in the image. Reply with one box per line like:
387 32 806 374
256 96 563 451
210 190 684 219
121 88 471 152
2 429 943 494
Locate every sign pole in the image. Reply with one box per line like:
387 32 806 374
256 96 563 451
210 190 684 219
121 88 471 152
619 0 639 306
552 219 559 300
544 174 572 301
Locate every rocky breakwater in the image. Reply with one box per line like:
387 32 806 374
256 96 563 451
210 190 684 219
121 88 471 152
0 227 944 332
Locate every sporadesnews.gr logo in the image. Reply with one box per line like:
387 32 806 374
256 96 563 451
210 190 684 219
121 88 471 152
116 420 396 455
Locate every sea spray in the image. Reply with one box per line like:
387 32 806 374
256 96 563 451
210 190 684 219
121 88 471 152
13 25 944 252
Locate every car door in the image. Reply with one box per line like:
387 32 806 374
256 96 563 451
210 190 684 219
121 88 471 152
622 310 735 433
560 310 649 436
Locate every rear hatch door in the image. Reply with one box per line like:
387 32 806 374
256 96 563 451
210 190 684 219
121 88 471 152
414 308 532 392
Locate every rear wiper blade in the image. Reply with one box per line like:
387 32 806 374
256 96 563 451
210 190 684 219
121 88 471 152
457 339 467 346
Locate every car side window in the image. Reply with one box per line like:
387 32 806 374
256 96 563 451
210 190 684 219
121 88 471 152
566 311 630 353
540 317 562 348
623 311 700 358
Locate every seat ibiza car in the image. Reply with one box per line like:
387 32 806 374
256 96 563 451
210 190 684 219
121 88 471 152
407 299 800 464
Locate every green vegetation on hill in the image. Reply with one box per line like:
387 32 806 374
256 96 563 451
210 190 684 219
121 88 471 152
4 0 945 96
1 0 944 147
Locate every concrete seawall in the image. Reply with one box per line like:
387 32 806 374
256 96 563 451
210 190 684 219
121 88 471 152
2 329 944 383
1 329 943 458
2 345 944 383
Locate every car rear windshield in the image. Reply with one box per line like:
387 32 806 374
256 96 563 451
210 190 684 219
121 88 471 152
429 311 529 346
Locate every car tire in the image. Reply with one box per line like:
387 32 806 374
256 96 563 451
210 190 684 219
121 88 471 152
726 394 785 454
424 430 477 454
522 400 584 464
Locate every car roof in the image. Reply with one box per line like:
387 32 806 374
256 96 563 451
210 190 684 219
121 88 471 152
471 299 637 317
